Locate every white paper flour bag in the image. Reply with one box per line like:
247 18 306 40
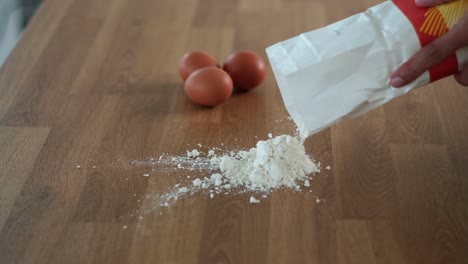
266 0 468 137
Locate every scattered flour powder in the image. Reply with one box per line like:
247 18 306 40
249 196 261 204
76 122 328 215
137 134 321 211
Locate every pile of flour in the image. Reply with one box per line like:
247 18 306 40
138 133 322 210
211 135 318 191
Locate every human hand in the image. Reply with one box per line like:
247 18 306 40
390 0 468 87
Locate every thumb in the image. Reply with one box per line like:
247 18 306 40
415 0 454 7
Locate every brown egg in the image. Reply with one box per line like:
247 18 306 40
223 51 266 91
179 51 218 81
184 67 233 106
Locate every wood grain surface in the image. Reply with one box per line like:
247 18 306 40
1 0 468 263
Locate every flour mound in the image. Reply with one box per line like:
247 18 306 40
137 134 321 210
213 135 319 191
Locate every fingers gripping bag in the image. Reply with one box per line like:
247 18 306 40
266 0 468 138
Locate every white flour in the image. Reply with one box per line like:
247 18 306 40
213 135 318 191
135 134 321 211
250 196 261 204
76 126 330 217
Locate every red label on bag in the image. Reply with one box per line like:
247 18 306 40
393 0 467 82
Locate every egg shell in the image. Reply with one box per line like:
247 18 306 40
223 51 266 90
184 67 233 106
179 51 218 81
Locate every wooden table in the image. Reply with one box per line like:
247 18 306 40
1 0 468 263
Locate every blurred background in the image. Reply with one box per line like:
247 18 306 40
0 0 42 66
